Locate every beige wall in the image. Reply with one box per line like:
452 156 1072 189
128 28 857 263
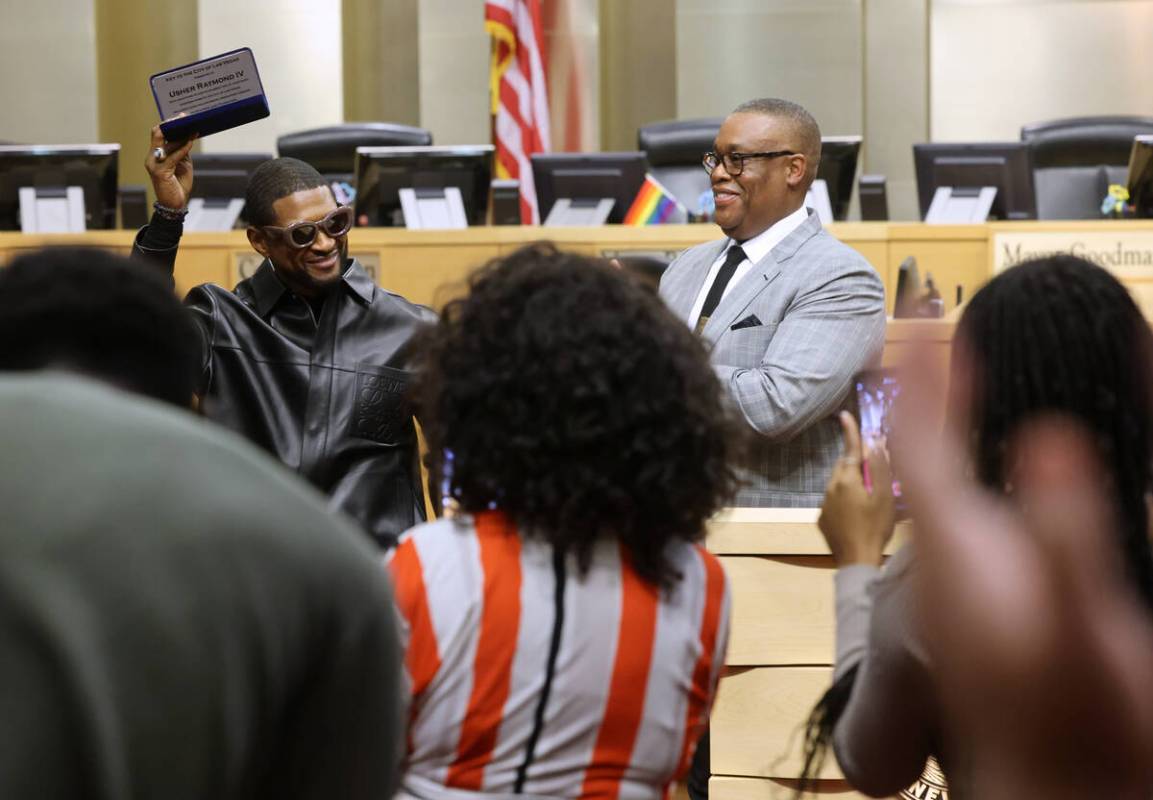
931 0 1153 142
546 0 600 151
675 0 864 138
674 0 930 216
196 0 344 155
343 0 421 125
0 0 99 144
865 0 928 220
599 0 675 151
419 0 491 145
94 0 198 193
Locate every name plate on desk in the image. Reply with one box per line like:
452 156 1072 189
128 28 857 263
150 48 270 141
994 230 1153 277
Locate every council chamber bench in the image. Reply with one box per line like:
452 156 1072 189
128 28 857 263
4 220 1153 323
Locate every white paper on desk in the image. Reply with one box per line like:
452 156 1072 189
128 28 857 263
18 186 85 233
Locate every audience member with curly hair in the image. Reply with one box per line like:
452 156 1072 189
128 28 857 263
388 243 740 800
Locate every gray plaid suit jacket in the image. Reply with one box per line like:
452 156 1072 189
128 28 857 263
659 210 886 506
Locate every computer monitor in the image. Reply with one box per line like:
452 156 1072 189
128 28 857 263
531 152 649 225
816 136 862 221
913 142 1037 221
186 153 274 229
354 145 494 227
0 144 119 231
1127 135 1153 218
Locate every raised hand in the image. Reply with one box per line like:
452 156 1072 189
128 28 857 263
893 343 1153 800
144 125 197 210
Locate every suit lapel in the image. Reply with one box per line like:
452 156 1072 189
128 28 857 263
700 210 823 341
770 208 823 264
670 239 727 323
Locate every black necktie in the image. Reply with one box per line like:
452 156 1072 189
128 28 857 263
695 245 747 335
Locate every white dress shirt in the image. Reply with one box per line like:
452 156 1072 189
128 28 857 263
687 204 810 328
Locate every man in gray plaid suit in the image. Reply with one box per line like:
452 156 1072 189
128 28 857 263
660 98 886 507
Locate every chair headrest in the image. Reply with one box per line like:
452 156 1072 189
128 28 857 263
638 118 724 167
1021 116 1153 168
276 123 433 173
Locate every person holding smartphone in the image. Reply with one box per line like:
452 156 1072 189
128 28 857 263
798 255 1153 798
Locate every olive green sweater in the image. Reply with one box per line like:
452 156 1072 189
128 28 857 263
0 374 404 799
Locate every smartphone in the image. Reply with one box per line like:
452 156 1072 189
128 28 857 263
854 369 902 501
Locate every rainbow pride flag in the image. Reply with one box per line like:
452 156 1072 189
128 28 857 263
623 174 683 225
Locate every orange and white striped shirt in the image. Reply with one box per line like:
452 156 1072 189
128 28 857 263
389 511 730 800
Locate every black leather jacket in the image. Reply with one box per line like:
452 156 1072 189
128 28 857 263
134 217 436 548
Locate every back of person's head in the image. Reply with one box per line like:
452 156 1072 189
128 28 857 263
244 157 331 227
956 254 1153 607
413 243 740 587
614 255 668 293
0 247 200 406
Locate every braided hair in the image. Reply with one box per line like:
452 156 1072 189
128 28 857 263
798 254 1153 794
956 254 1153 609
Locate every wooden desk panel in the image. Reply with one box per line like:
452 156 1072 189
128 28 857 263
373 242 501 308
710 512 912 667
710 776 874 800
712 666 839 779
707 510 909 799
0 232 134 271
0 222 900 311
169 234 240 295
708 508 835 555
721 555 836 666
9 221 1153 323
886 224 988 315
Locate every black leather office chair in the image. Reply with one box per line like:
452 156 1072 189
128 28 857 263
276 123 433 184
637 118 722 215
1021 115 1153 219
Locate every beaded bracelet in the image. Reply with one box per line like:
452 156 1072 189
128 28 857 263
153 201 189 222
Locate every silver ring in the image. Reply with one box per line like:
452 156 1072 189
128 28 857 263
152 147 166 161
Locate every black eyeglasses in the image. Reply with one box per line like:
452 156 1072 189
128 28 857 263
702 150 797 176
260 205 354 249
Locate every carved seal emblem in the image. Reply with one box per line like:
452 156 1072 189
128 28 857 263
900 756 948 800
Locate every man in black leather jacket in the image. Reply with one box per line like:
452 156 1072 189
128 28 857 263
134 127 436 548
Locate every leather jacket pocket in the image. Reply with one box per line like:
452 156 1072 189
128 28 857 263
351 363 413 444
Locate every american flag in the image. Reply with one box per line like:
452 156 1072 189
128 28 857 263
485 0 551 224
